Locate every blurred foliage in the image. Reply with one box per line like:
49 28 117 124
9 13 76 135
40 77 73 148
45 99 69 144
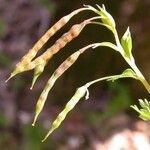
0 113 8 127
85 82 132 124
22 125 51 150
12 78 26 92
0 19 5 37
0 132 18 150
0 53 12 67
39 0 56 12
0 122 56 150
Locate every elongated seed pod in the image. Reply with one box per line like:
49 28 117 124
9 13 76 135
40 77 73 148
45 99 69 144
42 86 87 142
33 23 86 64
7 16 101 84
29 23 86 87
29 17 101 86
6 7 90 82
32 51 81 125
32 44 98 125
6 19 88 83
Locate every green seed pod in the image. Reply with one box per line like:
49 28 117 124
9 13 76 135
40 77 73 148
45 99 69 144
31 62 46 89
42 86 87 142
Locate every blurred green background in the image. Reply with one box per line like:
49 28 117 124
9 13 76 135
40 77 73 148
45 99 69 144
0 0 150 149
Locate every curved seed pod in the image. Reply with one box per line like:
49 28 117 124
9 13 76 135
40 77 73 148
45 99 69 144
32 44 98 125
6 18 92 83
33 22 87 64
29 23 86 87
6 7 90 82
33 16 101 65
29 17 100 87
32 51 81 125
37 17 100 66
42 86 88 142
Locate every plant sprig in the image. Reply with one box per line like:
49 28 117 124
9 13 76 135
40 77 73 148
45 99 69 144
131 99 150 120
7 4 150 141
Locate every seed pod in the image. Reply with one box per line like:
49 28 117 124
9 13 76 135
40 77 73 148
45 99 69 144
32 43 98 125
42 86 87 142
33 22 87 64
32 51 81 125
29 19 97 86
35 16 100 63
30 62 46 89
6 7 90 82
7 18 91 83
30 16 100 84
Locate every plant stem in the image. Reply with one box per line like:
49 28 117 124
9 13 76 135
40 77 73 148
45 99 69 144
129 61 150 94
86 76 113 87
113 29 150 94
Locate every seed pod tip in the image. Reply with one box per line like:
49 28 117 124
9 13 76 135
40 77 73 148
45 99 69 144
30 75 39 90
32 113 39 126
42 129 53 142
5 72 17 82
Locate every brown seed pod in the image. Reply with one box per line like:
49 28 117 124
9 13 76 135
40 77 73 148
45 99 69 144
29 17 100 86
6 7 90 82
28 20 95 87
35 23 87 63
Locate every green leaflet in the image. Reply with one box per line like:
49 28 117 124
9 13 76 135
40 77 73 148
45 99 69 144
107 69 138 82
131 99 150 121
121 27 132 59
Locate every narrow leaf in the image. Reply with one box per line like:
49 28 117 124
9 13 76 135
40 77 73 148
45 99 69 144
107 69 137 82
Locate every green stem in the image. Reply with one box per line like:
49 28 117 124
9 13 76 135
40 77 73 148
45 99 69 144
128 60 150 94
86 76 113 87
113 29 150 94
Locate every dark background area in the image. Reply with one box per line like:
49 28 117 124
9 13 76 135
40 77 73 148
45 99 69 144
0 0 150 149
